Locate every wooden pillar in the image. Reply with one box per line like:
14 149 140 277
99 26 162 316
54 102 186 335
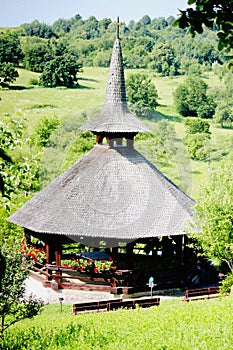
55 243 62 284
96 134 104 144
45 241 52 281
112 246 118 268
173 235 185 285
126 242 134 269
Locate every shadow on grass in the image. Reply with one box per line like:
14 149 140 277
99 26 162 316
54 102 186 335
78 77 98 83
191 170 202 175
8 85 34 90
220 125 233 130
136 107 182 123
78 84 93 90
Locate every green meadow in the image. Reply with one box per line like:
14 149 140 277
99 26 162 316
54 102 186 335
1 297 232 349
1 67 232 199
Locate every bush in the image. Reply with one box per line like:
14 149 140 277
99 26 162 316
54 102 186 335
220 273 233 295
29 78 39 86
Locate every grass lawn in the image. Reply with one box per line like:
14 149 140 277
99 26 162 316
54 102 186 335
1 297 232 349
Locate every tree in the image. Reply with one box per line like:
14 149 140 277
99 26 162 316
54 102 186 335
0 32 22 86
176 0 233 66
126 73 158 110
139 15 151 26
191 161 233 274
33 115 60 147
183 117 211 160
23 20 56 39
0 32 23 65
23 42 49 72
0 62 18 86
149 43 179 76
173 77 216 118
0 249 43 338
98 18 112 33
214 103 233 128
39 53 82 88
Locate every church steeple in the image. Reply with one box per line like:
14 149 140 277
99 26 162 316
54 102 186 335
80 17 150 146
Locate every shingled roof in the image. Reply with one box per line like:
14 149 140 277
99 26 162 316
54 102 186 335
80 18 150 134
8 145 194 240
8 18 194 243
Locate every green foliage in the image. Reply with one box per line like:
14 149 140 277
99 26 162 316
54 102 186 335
176 0 233 66
0 298 232 349
220 272 233 295
173 77 216 118
184 133 211 160
61 130 96 170
39 53 82 88
0 62 18 86
29 77 39 86
0 249 43 338
0 32 23 65
184 117 211 160
23 20 56 39
192 161 233 272
34 115 60 147
149 43 180 76
214 103 233 128
126 73 158 110
184 117 211 134
0 116 41 207
0 31 22 86
13 13 226 73
23 41 49 72
135 120 179 171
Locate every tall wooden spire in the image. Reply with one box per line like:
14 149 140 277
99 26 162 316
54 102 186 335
80 17 150 136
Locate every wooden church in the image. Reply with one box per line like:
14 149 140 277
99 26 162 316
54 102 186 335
8 19 195 293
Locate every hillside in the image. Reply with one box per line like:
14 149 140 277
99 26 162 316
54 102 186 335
1 67 232 200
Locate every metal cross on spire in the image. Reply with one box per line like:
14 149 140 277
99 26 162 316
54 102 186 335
116 16 120 39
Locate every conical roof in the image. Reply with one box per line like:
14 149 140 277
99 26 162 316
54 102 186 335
8 18 195 244
80 18 150 134
8 145 194 241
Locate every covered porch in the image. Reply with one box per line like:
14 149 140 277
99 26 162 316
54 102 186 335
22 231 195 295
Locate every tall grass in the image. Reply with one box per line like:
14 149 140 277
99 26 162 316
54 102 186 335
1 297 232 349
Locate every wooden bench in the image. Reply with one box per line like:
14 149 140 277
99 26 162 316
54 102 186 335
107 297 160 311
73 297 160 314
72 298 122 314
183 286 220 302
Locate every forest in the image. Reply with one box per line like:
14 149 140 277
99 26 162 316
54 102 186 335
0 14 229 86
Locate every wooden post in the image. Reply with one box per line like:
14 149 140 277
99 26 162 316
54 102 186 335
55 244 62 284
112 246 118 269
45 241 52 281
126 242 134 269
